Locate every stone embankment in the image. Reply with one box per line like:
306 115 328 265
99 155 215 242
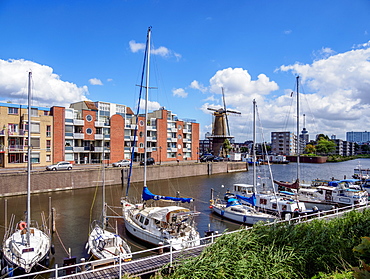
0 161 248 197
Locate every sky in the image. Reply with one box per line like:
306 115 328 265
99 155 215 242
0 0 370 143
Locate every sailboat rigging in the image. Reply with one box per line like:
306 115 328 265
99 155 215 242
121 27 200 250
86 139 131 261
210 99 277 224
1 72 51 274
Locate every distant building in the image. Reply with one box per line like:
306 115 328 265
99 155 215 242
331 139 355 156
271 131 297 155
346 131 370 144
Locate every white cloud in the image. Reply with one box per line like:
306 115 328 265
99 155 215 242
129 40 181 59
89 78 103 85
172 88 188 98
139 98 161 111
0 59 89 107
201 43 370 142
284 30 292 35
129 40 145 53
190 80 207 92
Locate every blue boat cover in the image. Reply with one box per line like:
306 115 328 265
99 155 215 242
280 191 295 196
328 179 360 187
226 198 241 207
236 193 256 206
142 187 193 203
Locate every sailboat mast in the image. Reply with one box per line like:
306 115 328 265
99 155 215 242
296 76 300 182
252 99 257 193
143 27 151 188
102 137 106 229
27 71 32 245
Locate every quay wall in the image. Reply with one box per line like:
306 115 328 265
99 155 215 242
286 156 327 163
0 162 248 197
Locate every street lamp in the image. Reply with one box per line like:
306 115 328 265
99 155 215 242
196 147 199 163
159 146 162 165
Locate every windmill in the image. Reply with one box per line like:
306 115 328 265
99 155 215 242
207 88 241 157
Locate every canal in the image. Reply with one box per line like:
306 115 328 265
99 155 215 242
0 158 368 266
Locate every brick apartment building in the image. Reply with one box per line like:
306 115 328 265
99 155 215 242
0 101 199 168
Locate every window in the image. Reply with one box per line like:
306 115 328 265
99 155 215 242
139 120 144 126
8 124 18 134
31 123 40 133
46 155 51 162
65 125 73 133
46 125 51 137
86 114 93 122
8 107 18 115
46 140 51 151
31 108 38 117
86 128 93 135
30 138 40 149
31 153 40 163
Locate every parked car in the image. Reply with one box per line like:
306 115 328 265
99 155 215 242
200 154 215 162
112 159 130 167
213 156 224 162
46 161 73 171
140 157 155 166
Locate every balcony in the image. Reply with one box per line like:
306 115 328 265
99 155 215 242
94 147 103 152
73 133 84 139
147 126 157 131
8 130 26 137
73 147 84 152
171 138 177 142
171 148 177 152
95 121 105 127
95 134 103 140
73 119 84 126
171 127 177 132
8 145 24 152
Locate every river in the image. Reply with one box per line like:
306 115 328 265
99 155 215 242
0 158 368 266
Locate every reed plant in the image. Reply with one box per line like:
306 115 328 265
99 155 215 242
160 209 370 278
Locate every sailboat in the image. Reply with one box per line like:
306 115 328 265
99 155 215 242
2 72 51 274
210 99 277 224
121 27 200 250
86 141 131 261
235 78 317 218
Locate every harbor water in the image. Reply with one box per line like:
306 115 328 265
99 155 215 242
0 158 368 266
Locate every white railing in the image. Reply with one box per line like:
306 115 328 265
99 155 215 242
73 119 84 126
73 133 84 139
8 203 369 279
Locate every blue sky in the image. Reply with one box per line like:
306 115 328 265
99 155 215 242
0 0 370 142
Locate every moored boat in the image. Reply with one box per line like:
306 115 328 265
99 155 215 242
121 27 200 250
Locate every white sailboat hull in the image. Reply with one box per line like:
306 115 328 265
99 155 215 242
87 225 131 261
212 203 276 225
2 227 50 274
123 203 200 250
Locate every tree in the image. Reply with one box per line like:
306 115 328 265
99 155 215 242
240 147 249 153
305 144 316 154
316 138 336 155
222 139 232 157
